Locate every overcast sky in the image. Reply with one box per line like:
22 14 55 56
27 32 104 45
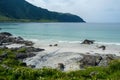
26 0 120 23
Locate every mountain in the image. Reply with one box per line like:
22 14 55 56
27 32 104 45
0 0 85 22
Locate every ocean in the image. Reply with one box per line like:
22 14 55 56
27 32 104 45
0 23 120 45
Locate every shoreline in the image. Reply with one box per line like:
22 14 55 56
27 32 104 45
30 39 120 56
0 32 120 71
23 38 120 71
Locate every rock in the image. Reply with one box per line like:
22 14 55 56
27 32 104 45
57 63 65 71
16 46 45 53
10 47 19 51
17 36 24 41
98 45 106 50
16 53 28 59
54 44 58 46
19 62 27 66
49 44 52 47
28 65 36 68
0 32 34 46
0 32 12 36
27 53 36 58
106 54 116 60
79 54 102 68
98 54 117 66
24 41 34 46
16 53 36 59
26 47 45 52
81 39 95 45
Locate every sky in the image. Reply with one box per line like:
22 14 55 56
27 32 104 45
26 0 120 23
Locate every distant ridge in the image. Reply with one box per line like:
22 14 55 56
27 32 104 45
0 0 85 22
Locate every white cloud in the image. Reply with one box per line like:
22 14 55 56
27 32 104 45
26 0 120 23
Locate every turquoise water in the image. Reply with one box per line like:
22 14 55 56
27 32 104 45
0 23 120 44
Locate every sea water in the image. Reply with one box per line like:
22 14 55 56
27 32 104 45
0 23 120 45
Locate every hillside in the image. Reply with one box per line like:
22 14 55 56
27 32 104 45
0 0 85 22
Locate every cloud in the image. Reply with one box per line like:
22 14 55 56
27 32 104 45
26 0 120 23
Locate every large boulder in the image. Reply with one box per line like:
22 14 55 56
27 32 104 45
57 63 65 71
0 32 34 46
79 54 119 68
80 54 102 68
0 32 12 36
16 53 28 59
98 45 106 50
81 39 95 45
98 54 118 66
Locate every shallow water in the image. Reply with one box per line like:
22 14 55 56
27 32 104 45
0 23 120 45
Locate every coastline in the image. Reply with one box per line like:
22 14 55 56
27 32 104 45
30 39 120 56
22 39 120 71
1 22 120 71
0 31 120 72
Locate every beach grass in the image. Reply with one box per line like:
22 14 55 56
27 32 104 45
0 48 120 80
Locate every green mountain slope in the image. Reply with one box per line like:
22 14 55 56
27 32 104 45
0 0 85 22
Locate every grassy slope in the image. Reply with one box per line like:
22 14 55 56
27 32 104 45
0 15 58 22
0 48 120 80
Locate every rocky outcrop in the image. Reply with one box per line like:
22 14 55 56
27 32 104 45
0 32 34 46
79 54 119 68
12 46 45 59
98 45 106 50
0 32 45 63
0 32 12 36
81 39 95 45
16 53 36 59
11 46 45 53
80 54 102 68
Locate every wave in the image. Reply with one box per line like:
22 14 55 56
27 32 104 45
25 38 120 46
96 42 120 45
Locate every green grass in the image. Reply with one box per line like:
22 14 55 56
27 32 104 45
0 48 120 80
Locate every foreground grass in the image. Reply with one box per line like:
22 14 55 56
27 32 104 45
0 48 120 80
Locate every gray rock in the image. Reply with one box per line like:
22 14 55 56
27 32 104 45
49 44 52 47
16 53 28 59
57 63 65 71
79 54 102 68
0 32 34 46
98 54 117 66
16 53 36 59
54 44 58 46
81 39 95 45
98 45 106 50
0 32 12 36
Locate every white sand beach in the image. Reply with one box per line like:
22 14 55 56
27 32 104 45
23 41 120 71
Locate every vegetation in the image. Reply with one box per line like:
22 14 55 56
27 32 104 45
0 48 120 80
0 0 85 22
